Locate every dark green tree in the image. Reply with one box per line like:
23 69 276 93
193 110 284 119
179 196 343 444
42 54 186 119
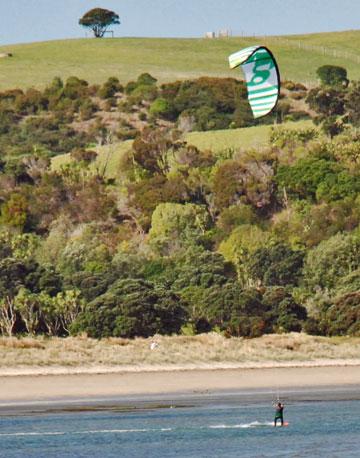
345 81 360 127
262 287 307 333
98 77 123 99
306 87 345 117
71 279 187 338
275 157 360 202
79 8 120 38
316 65 349 87
249 243 304 287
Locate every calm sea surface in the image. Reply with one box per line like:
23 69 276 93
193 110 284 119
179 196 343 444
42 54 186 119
1 399 360 457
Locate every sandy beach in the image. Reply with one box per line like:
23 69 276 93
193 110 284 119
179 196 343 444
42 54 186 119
0 365 360 413
1 334 360 412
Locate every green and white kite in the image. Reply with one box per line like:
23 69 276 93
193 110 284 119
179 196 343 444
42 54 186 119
229 45 280 118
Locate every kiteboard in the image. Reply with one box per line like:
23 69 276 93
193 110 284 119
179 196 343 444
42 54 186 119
279 421 289 427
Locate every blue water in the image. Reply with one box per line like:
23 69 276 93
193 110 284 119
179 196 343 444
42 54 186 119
1 400 360 457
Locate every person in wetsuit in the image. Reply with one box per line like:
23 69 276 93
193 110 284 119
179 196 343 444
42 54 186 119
274 402 285 427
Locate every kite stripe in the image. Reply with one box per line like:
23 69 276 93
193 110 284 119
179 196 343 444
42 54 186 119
229 45 280 118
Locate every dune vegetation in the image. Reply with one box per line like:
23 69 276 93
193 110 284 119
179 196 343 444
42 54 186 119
0 333 360 371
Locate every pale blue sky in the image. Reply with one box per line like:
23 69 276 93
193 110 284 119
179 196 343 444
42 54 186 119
1 0 359 45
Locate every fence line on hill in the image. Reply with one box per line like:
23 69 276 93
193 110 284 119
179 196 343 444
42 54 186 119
252 35 360 65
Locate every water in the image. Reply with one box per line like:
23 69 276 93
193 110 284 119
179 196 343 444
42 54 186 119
1 400 360 457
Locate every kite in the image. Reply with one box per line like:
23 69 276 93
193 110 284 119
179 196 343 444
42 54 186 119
229 46 280 119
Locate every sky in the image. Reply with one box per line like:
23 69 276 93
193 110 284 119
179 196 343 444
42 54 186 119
0 0 359 45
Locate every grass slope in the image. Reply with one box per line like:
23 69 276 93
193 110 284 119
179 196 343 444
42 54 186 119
51 121 314 178
51 140 133 179
1 30 360 90
186 120 313 153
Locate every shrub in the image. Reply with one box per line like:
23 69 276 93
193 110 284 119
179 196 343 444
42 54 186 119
71 278 187 338
150 98 171 118
303 232 360 291
98 77 123 99
63 76 89 100
249 243 304 287
316 65 349 87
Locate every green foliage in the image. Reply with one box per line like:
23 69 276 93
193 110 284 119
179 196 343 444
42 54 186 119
321 115 345 138
0 232 40 261
317 292 360 336
98 77 123 99
270 126 318 149
303 231 360 291
137 73 157 86
202 284 306 337
70 148 97 164
0 258 62 302
217 204 258 236
131 127 183 175
149 203 210 254
72 279 187 338
79 8 120 38
262 287 307 332
79 98 98 120
63 76 89 100
249 243 304 287
218 225 272 286
149 98 171 118
1 194 28 229
345 81 360 127
212 154 275 212
272 198 360 248
316 65 349 87
1 67 360 339
275 157 360 202
306 87 345 117
157 77 253 130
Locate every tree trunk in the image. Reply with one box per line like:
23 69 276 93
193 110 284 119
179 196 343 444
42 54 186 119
0 297 16 337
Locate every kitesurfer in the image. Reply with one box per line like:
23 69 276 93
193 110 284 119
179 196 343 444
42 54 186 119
274 402 285 427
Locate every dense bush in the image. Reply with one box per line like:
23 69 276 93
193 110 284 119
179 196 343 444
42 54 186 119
275 157 360 202
316 65 349 87
249 243 304 287
1 70 360 339
71 279 187 338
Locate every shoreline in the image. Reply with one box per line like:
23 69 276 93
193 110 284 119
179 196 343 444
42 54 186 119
1 358 360 377
0 365 359 414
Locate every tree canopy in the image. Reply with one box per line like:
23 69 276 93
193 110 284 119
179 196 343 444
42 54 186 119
79 8 120 38
1 67 360 339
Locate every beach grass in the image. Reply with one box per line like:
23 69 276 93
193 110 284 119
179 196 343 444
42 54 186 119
2 30 360 90
1 333 360 372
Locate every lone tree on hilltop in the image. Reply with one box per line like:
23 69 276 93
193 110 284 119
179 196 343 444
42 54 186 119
79 8 120 38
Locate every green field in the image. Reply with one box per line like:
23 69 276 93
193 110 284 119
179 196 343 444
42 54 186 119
1 30 360 90
51 120 314 178
187 120 313 153
51 140 133 179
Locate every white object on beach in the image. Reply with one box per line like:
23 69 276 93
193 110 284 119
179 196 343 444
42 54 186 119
150 341 159 350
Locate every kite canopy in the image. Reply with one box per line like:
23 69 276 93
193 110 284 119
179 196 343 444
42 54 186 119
229 46 280 119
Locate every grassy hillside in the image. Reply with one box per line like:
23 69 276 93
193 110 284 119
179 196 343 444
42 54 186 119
2 30 360 90
51 120 314 177
51 140 133 179
186 120 314 153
